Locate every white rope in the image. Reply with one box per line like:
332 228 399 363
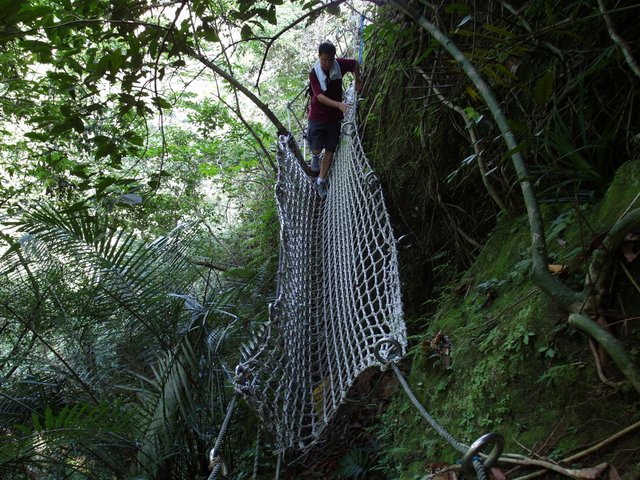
235 86 407 455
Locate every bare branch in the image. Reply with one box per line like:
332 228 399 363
254 0 349 89
597 0 640 78
187 46 288 134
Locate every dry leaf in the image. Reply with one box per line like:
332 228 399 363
621 242 639 262
425 462 458 480
608 465 620 480
548 264 567 274
490 467 507 480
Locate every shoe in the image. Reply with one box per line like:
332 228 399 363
310 154 321 174
315 179 328 198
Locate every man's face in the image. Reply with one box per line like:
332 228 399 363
319 52 334 71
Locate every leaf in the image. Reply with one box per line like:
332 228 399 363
463 107 480 122
109 49 124 77
326 4 340 16
445 3 471 15
483 23 516 38
457 15 473 28
118 193 143 205
465 86 479 101
461 153 478 165
95 137 117 159
24 132 48 141
240 24 253 40
622 242 639 263
201 25 219 42
19 39 51 53
153 96 172 109
547 264 566 274
534 68 555 107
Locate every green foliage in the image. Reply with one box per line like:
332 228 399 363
335 448 377 479
371 165 640 478
0 202 252 478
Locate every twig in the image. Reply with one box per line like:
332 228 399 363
617 192 640 223
254 0 348 89
569 313 640 394
597 0 640 78
188 47 288 134
585 208 640 306
511 419 640 479
7 305 100 404
500 1 564 59
148 1 188 199
418 67 508 213
619 261 640 296
588 338 624 388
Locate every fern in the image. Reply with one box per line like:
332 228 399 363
335 448 376 479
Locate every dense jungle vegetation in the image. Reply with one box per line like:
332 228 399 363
1 0 640 479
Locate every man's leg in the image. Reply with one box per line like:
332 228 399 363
311 150 323 173
307 120 324 175
318 150 334 180
317 122 341 181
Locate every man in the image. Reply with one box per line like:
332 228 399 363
307 42 362 197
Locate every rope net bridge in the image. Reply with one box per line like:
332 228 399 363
212 86 504 479
234 86 407 455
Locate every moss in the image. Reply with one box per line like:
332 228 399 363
374 162 640 478
594 160 640 230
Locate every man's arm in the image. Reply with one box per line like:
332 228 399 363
317 94 349 113
310 69 350 113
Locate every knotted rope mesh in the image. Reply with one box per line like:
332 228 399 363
235 86 407 455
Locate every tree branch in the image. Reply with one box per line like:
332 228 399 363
597 0 640 78
584 208 640 307
254 0 348 89
186 47 288 135
417 67 508 213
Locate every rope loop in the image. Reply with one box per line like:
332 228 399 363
365 171 381 191
341 121 356 136
373 337 403 365
397 234 413 250
462 432 505 476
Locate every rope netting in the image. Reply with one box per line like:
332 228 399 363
234 86 407 455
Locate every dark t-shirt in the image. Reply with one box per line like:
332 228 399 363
308 58 357 123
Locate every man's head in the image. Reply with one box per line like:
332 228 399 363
318 42 336 71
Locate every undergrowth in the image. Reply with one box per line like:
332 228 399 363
359 1 640 477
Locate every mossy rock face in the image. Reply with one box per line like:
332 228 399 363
374 162 640 478
594 159 640 230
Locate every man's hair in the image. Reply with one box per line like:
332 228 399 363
318 42 336 56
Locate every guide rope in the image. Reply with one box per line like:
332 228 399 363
375 339 504 478
207 393 238 480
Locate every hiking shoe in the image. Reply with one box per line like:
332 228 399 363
310 154 321 174
315 179 328 198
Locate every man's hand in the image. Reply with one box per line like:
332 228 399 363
338 102 350 114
